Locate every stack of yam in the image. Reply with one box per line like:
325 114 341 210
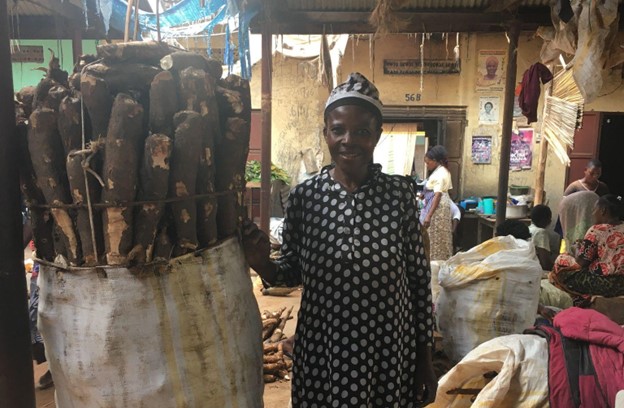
261 307 294 383
15 41 251 267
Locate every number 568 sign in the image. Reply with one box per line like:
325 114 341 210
404 93 422 102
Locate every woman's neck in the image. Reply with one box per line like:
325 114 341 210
581 177 598 190
330 165 368 193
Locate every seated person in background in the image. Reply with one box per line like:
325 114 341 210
450 201 463 253
564 159 609 197
550 194 624 306
495 219 531 240
529 205 561 271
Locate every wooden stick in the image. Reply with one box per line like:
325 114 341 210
133 0 140 41
124 0 134 42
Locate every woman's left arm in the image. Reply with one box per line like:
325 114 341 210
574 227 598 268
423 192 441 229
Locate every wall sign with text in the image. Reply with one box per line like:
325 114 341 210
11 46 44 63
383 59 461 75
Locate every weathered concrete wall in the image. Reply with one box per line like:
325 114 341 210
251 32 624 216
250 54 330 185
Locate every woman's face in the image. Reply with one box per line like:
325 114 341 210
324 105 381 173
584 165 602 184
424 156 438 171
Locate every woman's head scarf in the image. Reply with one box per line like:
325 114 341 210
324 72 383 122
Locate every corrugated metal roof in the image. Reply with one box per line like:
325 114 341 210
285 0 552 11
8 0 84 17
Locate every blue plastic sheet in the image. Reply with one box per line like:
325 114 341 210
92 0 258 78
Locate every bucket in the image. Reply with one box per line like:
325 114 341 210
483 198 495 215
38 237 263 408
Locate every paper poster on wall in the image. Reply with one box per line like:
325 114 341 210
475 50 506 92
510 128 534 170
478 96 500 124
471 136 492 164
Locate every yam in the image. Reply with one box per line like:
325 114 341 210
16 86 35 118
101 93 145 265
83 62 161 94
169 111 202 253
160 51 210 73
58 95 83 157
129 134 172 263
27 108 80 264
81 73 112 141
214 75 251 238
149 71 178 136
97 41 174 64
33 78 59 110
153 226 173 261
46 85 70 111
177 67 212 115
196 75 219 247
67 153 103 266
16 122 55 261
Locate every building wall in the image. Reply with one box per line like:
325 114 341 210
11 39 99 91
250 32 624 215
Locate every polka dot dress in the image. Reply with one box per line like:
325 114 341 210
274 164 434 408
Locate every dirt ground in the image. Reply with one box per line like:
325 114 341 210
33 278 301 408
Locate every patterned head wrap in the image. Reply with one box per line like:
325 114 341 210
324 72 383 120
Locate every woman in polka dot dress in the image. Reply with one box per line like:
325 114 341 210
243 72 437 408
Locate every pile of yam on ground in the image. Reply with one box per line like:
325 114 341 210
262 307 294 383
15 41 251 267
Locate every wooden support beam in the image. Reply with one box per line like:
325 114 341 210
0 0 36 406
534 64 555 205
486 0 523 13
72 27 83 65
496 21 521 227
250 9 552 34
260 21 272 234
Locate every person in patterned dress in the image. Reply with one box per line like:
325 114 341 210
419 146 454 261
550 194 624 306
243 72 436 408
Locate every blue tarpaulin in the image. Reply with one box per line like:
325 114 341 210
91 0 258 78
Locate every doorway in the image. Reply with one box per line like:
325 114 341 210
382 106 467 200
567 112 624 197
598 114 624 197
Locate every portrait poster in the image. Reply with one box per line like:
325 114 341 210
478 96 500 124
510 128 534 170
471 136 492 164
475 50 506 92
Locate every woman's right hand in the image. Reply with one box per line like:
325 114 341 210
422 218 431 229
241 219 272 271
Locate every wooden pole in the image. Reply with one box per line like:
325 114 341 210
495 21 521 227
124 0 134 42
533 64 554 205
260 22 272 234
133 0 140 41
72 27 83 66
156 0 161 42
0 0 36 406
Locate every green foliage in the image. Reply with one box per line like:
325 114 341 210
245 160 291 184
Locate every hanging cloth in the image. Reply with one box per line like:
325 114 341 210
519 62 553 124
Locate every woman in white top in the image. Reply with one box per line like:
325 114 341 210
420 145 454 260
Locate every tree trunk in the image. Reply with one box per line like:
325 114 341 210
101 93 145 265
129 134 172 263
27 108 80 264
169 111 202 254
